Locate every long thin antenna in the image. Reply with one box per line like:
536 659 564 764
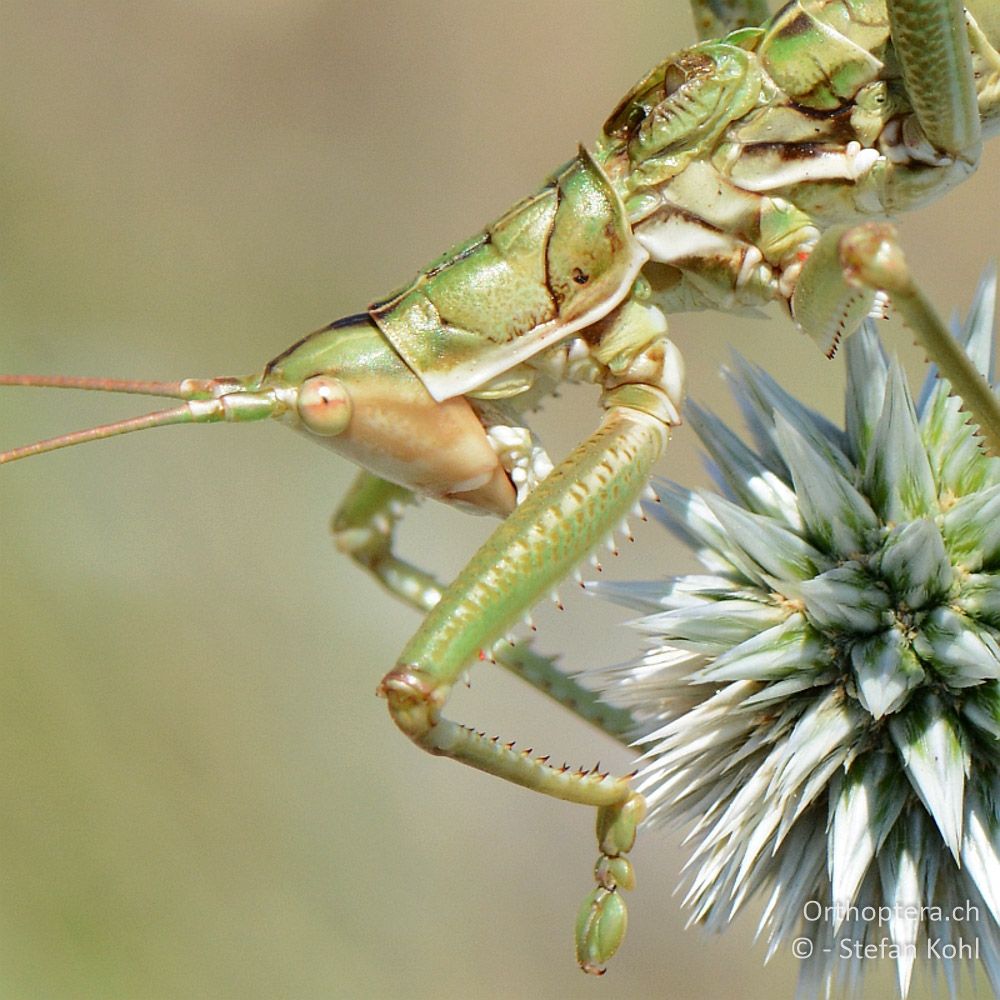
0 374 279 464
0 404 204 464
0 374 217 399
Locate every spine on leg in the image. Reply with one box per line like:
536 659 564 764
398 408 667 682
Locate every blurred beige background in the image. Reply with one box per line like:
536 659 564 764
1 3 997 998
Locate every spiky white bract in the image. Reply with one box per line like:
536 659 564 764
592 270 1000 998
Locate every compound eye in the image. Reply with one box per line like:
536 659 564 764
297 375 352 436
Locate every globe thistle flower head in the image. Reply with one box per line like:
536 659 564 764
594 270 1000 998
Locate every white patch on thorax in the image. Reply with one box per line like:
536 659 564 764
728 141 881 192
636 213 746 264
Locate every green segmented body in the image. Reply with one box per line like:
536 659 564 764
596 0 988 327
363 0 999 397
758 0 889 110
369 148 647 402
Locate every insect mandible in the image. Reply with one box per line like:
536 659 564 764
4 0 1000 978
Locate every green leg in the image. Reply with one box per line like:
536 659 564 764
839 224 1000 456
792 0 996 400
793 223 1000 456
689 0 770 40
333 470 637 740
887 0 981 161
333 472 442 613
378 400 674 973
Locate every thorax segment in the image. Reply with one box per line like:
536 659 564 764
596 0 974 315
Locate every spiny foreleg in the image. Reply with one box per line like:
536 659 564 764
333 471 638 739
793 222 1000 456
377 299 683 973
